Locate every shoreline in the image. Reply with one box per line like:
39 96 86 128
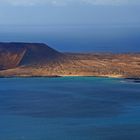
0 74 128 79
0 75 140 83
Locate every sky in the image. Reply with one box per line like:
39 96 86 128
0 0 139 26
0 0 140 52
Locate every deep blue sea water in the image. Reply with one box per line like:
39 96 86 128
0 25 140 52
0 77 140 140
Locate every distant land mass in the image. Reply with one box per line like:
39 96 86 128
0 42 140 78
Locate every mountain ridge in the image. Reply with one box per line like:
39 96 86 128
0 42 65 69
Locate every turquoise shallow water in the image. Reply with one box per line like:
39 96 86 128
0 77 140 140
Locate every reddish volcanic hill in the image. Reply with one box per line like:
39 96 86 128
19 43 64 65
0 42 64 70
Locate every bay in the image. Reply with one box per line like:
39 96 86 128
0 77 140 140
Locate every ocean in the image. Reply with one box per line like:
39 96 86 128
0 25 140 53
0 77 140 140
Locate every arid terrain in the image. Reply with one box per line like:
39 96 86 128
0 42 140 78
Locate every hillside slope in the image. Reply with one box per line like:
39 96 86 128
0 43 26 70
0 42 65 69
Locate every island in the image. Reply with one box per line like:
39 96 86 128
0 42 140 78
